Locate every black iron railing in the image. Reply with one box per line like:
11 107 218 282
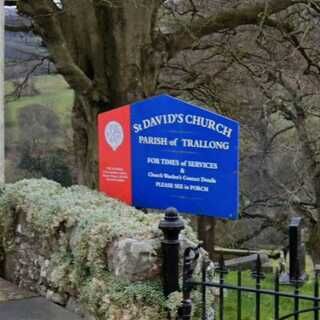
178 247 320 320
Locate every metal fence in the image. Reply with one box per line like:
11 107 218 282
177 247 320 320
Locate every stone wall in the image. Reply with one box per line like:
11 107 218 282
0 179 199 320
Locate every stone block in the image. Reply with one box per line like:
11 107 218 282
46 290 68 306
107 238 161 281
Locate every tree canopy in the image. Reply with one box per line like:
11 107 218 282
6 0 320 262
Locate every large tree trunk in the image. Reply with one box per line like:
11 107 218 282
308 222 320 266
291 103 320 267
19 0 162 188
72 1 161 188
72 95 101 188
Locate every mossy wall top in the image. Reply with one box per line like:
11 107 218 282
0 179 173 319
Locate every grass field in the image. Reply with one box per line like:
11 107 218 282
5 74 74 133
4 74 75 183
211 270 319 320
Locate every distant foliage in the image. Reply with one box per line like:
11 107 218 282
15 104 72 186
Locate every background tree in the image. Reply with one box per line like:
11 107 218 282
16 104 72 186
159 0 320 263
15 0 308 187
12 0 320 263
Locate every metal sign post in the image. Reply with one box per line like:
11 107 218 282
158 207 184 297
289 217 307 283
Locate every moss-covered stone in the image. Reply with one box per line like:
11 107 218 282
0 178 200 320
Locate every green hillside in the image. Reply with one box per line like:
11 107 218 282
5 74 75 185
5 74 74 135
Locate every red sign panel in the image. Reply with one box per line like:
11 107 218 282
98 105 132 205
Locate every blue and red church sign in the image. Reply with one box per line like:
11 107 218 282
98 95 239 219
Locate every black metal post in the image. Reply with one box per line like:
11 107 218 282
216 255 228 320
294 281 300 320
159 207 185 297
252 255 264 320
274 269 280 320
202 261 207 320
289 217 305 283
179 256 193 320
314 267 319 320
237 271 242 320
178 246 200 320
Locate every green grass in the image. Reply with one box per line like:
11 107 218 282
217 271 319 320
5 74 70 94
5 74 74 141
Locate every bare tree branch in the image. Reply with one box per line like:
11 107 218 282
5 23 32 32
17 0 93 96
161 0 305 56
5 56 49 100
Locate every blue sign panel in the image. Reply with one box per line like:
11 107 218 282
130 95 239 219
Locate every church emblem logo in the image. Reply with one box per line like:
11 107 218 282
105 121 124 151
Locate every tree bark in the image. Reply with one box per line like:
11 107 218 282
277 80 320 267
198 217 216 260
308 223 320 266
162 0 299 57
72 94 101 188
291 100 320 267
